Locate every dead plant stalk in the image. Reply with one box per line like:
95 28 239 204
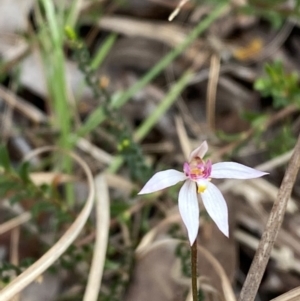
238 134 300 301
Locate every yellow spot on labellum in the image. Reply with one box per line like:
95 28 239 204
197 184 207 193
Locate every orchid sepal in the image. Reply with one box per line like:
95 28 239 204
138 169 186 195
211 162 269 179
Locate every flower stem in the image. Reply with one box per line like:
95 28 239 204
191 241 198 301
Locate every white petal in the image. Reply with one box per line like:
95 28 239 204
138 170 186 194
178 180 199 245
201 182 229 237
211 162 268 179
189 141 208 161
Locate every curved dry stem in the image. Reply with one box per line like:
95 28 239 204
0 146 95 301
196 244 236 301
238 134 300 301
136 213 181 256
138 238 235 301
83 173 110 301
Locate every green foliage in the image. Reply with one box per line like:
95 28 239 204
175 241 191 277
110 199 130 218
47 244 93 276
197 0 299 28
242 111 267 126
0 146 36 201
0 145 73 232
267 124 296 157
240 4 284 28
254 61 300 108
0 258 35 284
0 145 12 171
216 130 245 143
67 30 151 183
100 245 134 301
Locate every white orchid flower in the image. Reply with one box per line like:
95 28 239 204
138 141 268 245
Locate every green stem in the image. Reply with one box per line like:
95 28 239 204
75 2 229 138
106 70 192 174
191 241 198 301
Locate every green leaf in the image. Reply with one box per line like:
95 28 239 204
31 201 55 217
0 181 19 196
110 201 129 218
0 145 11 171
17 162 31 184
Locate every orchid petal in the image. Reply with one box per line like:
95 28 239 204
178 180 199 245
138 170 186 194
189 141 208 161
211 162 268 179
201 182 228 237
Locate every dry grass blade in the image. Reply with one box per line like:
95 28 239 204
219 147 295 195
0 146 95 301
196 244 236 301
168 0 190 21
0 212 31 235
175 115 192 160
136 214 181 257
255 149 293 172
270 286 300 301
104 173 135 194
0 86 112 166
98 16 187 47
238 134 300 301
137 238 236 301
0 85 47 124
29 172 76 186
206 54 220 130
247 178 297 214
76 137 113 165
83 173 110 301
235 230 300 273
9 227 20 301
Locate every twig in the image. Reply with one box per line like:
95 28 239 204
270 286 300 301
168 0 190 21
238 134 300 301
206 55 220 130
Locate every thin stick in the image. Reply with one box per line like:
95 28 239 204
168 0 190 21
206 54 220 130
191 241 198 301
238 134 300 301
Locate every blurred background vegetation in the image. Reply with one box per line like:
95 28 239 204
0 0 300 300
